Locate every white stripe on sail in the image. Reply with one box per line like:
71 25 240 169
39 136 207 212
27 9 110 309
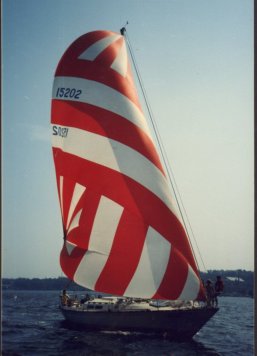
66 209 83 255
59 176 64 217
67 184 86 228
124 227 171 298
74 195 123 289
52 126 178 217
67 209 83 234
66 240 77 255
178 265 200 300
110 40 127 77
78 34 121 61
52 77 150 136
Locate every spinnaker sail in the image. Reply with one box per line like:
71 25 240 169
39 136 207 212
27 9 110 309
51 30 205 301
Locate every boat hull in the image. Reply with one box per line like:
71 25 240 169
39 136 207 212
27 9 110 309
60 306 218 340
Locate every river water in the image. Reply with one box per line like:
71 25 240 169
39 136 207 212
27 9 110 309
2 291 254 355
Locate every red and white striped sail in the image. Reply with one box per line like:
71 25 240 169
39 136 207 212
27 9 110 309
51 30 205 300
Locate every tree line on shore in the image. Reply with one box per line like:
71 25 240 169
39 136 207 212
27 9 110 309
2 269 253 297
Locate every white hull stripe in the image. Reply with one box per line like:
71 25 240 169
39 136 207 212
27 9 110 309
52 126 177 216
125 227 171 298
178 265 200 300
78 34 121 61
74 196 123 289
52 77 150 136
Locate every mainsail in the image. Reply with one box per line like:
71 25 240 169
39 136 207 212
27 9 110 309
51 30 205 301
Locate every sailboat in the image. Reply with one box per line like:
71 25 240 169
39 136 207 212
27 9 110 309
51 28 218 340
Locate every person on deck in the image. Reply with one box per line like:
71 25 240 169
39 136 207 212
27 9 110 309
205 280 215 307
60 289 71 306
214 276 224 307
80 293 91 304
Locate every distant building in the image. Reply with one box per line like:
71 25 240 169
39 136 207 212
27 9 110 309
226 277 244 282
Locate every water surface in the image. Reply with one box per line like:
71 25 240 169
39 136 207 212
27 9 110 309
2 291 254 355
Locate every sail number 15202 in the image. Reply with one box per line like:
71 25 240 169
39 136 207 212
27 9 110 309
56 87 82 99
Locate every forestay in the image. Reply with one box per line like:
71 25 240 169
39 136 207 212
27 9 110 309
51 30 205 301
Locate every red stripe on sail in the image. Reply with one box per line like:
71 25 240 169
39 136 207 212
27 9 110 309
94 36 124 68
53 148 198 278
60 243 84 280
94 210 148 295
154 248 205 300
51 99 165 175
66 189 101 250
52 147 142 221
197 283 206 301
152 248 189 300
60 191 102 280
56 31 111 70
54 31 140 108
121 174 199 273
55 62 139 108
61 178 76 229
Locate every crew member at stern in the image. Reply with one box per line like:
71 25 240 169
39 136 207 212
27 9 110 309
60 289 71 306
214 275 224 307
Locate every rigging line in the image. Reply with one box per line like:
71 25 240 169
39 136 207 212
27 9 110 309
122 28 206 273
156 132 207 273
167 170 208 273
159 141 207 272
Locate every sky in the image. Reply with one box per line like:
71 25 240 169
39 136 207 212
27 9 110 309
2 0 253 278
